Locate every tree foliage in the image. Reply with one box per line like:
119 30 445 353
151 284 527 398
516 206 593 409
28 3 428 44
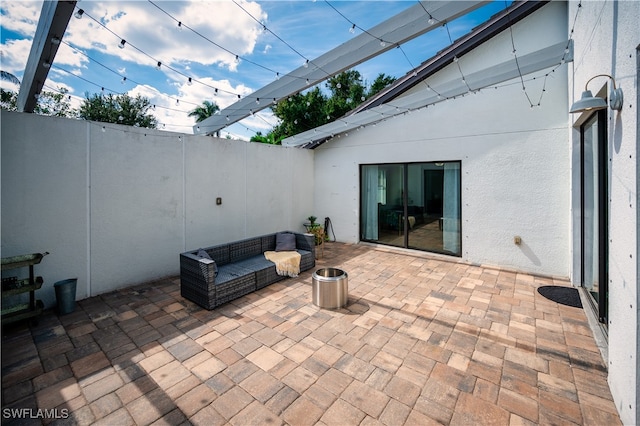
189 100 219 123
255 70 395 144
78 92 158 128
1 87 76 118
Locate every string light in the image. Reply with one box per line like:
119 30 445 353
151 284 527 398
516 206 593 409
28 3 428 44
118 39 126 49
74 9 84 19
349 24 356 34
303 59 309 68
187 77 192 86
177 21 183 30
156 61 162 70
68 7 242 101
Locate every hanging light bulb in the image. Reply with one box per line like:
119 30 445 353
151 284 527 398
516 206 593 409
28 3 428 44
453 56 459 63
118 39 126 49
249 109 254 116
156 61 162 70
275 72 280 80
336 83 341 89
187 77 192 86
303 59 309 68
226 116 230 122
177 21 183 31
74 9 84 19
175 98 180 106
42 61 51 68
256 98 260 105
121 76 127 84
237 94 241 99
349 24 356 34
306 79 309 85
51 37 61 45
152 104 156 110
428 15 435 25
380 39 386 47
214 88 218 96
101 126 106 133
234 55 240 64
118 115 124 121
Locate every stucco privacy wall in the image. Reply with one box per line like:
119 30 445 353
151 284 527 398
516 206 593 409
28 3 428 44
568 1 639 424
313 1 570 277
1 111 314 308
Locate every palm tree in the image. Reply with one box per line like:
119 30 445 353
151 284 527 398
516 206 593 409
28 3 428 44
189 100 219 123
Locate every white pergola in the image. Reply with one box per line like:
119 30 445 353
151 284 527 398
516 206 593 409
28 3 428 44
282 40 573 147
17 1 77 113
193 1 490 136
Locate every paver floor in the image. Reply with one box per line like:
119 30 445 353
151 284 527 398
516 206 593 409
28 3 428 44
2 242 621 425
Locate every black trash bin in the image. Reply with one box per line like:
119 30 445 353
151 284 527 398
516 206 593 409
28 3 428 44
54 278 77 315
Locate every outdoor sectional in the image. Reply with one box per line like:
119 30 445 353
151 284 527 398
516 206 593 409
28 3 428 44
179 231 315 309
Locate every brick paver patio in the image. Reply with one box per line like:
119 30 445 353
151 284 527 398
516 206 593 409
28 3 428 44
2 242 621 425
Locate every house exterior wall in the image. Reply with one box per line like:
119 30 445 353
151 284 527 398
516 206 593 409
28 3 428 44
1 111 313 308
568 1 639 424
314 2 571 278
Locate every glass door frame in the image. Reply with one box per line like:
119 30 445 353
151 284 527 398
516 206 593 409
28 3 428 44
359 161 462 257
580 109 608 324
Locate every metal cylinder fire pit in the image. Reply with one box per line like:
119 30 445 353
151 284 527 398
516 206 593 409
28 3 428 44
312 268 348 309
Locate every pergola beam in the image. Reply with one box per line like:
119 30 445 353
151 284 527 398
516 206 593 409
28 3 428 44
18 1 76 113
194 1 489 135
282 40 574 147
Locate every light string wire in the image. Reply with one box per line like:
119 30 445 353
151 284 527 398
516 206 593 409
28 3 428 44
321 0 444 115
147 0 283 79
58 39 201 110
75 6 242 99
230 0 332 80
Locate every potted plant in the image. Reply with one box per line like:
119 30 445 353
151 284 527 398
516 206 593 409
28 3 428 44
304 215 323 245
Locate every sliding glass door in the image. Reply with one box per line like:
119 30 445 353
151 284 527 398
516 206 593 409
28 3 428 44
361 162 461 256
581 111 608 324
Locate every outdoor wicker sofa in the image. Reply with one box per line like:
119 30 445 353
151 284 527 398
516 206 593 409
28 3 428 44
180 231 315 309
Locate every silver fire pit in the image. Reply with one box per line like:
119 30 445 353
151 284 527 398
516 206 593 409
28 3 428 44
312 268 348 309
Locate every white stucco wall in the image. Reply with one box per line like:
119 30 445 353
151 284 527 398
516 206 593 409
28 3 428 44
568 1 639 424
1 111 313 308
314 2 571 277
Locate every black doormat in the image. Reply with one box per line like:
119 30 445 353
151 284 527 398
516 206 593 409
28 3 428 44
537 286 582 308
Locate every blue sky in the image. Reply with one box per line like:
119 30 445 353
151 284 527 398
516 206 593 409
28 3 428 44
1 1 510 139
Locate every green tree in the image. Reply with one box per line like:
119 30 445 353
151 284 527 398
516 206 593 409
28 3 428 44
250 131 282 145
325 70 366 120
252 70 396 143
1 89 18 111
188 100 219 123
270 87 328 142
78 93 158 128
1 87 77 117
367 73 396 98
34 87 76 117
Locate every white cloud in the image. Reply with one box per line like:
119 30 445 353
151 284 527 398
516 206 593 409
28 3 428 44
0 1 42 36
127 76 261 134
0 38 34 75
64 1 267 71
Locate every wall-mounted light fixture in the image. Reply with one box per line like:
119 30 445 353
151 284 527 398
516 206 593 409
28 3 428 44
569 74 623 114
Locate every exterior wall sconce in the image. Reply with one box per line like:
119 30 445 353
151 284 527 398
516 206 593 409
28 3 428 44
570 74 623 113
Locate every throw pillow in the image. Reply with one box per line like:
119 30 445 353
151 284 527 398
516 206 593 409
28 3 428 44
275 232 296 252
197 249 212 260
196 249 217 277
